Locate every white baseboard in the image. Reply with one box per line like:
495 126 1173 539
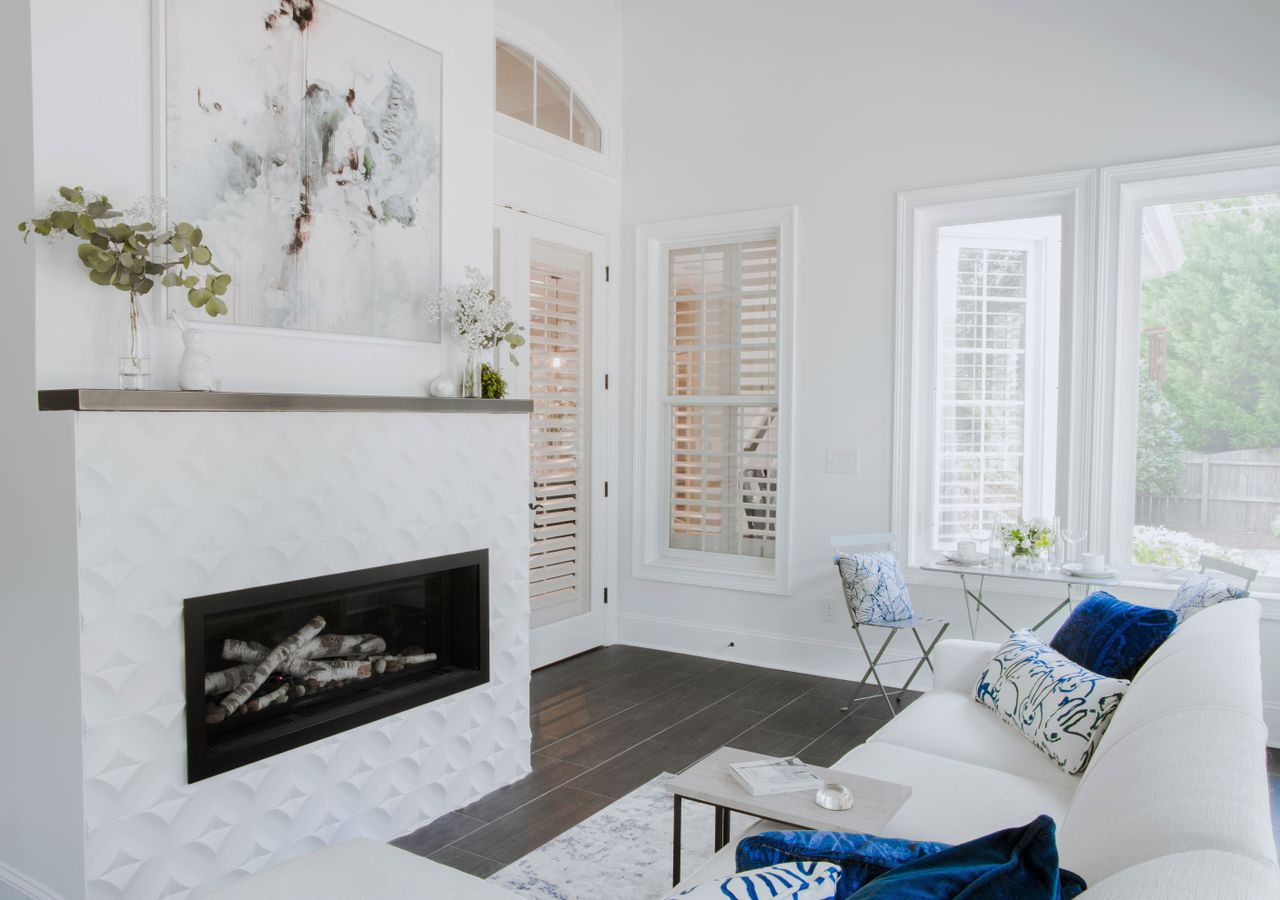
616 612 934 692
1264 701 1280 749
0 862 62 900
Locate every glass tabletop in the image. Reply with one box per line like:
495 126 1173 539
920 560 1129 587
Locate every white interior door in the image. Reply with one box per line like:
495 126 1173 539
495 207 609 667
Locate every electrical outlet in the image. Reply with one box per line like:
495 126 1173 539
820 599 837 622
825 449 860 475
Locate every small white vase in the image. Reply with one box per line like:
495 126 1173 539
178 329 214 391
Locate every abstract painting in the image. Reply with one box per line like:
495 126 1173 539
164 0 442 341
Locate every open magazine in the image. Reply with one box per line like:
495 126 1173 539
728 756 823 797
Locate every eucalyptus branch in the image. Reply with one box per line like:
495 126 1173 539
18 185 232 316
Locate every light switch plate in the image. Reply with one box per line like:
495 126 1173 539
825 449 860 475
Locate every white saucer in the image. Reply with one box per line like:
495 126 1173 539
1061 563 1117 579
942 552 987 566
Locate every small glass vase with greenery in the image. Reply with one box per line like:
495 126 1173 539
18 186 231 388
1001 517 1055 566
424 267 525 398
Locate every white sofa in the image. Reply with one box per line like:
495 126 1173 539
211 598 1276 899
678 597 1280 897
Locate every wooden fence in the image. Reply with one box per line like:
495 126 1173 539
1136 448 1280 531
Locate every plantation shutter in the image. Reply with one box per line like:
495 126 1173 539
529 249 588 614
667 237 779 559
935 243 1029 547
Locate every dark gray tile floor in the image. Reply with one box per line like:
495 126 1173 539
393 644 914 876
395 644 1280 879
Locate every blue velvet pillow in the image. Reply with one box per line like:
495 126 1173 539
849 816 1086 899
737 831 950 899
1049 591 1176 680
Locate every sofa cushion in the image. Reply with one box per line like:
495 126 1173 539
1074 850 1280 899
1084 599 1264 759
669 861 843 899
736 830 949 899
830 742 1074 846
201 838 522 900
1056 709 1275 884
835 552 914 624
1049 591 1176 680
867 692 1077 791
974 630 1129 775
1169 572 1247 622
848 815 1086 899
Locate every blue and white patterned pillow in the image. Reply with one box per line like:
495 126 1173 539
973 630 1129 775
1170 573 1247 623
668 861 842 899
835 552 914 625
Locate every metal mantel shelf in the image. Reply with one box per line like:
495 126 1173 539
38 389 533 414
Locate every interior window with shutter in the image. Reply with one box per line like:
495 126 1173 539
528 242 590 626
667 238 779 560
932 218 1061 551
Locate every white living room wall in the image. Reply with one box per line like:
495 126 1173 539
0 5 86 897
615 0 1280 741
27 0 495 397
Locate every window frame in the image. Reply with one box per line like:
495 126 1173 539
893 171 1096 583
494 12 617 177
633 207 796 594
1095 147 1280 595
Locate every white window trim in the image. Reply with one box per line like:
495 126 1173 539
1095 145 1280 597
633 207 796 595
893 171 1096 582
494 10 620 178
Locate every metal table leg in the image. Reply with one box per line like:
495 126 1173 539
714 805 730 851
673 794 682 886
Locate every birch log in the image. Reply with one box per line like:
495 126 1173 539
204 663 255 695
207 616 325 724
297 633 386 659
243 684 289 714
224 634 386 663
302 660 371 688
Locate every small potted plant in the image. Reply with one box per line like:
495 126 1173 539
18 186 231 388
425 267 525 397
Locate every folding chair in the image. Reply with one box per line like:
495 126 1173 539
830 532 950 717
1199 555 1258 594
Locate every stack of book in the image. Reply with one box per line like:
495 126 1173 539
728 756 823 796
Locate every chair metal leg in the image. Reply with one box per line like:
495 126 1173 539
842 625 898 716
900 623 949 695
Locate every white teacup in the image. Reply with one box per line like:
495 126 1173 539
1079 552 1107 574
956 540 977 557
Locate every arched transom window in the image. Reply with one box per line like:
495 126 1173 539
496 39 602 153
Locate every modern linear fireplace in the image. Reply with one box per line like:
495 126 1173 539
185 550 490 782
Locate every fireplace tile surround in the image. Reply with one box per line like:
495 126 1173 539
61 408 531 900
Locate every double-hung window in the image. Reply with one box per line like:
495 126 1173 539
635 209 795 593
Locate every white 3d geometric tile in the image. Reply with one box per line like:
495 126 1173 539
72 411 531 900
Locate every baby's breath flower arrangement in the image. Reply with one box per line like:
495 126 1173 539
425 267 525 397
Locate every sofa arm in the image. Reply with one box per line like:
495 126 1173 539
930 639 999 694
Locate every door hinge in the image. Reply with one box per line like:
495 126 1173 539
603 587 609 604
604 480 609 498
605 265 610 283
604 373 609 390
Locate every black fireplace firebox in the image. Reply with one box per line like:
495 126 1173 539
184 550 489 782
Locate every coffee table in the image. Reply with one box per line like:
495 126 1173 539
665 746 912 886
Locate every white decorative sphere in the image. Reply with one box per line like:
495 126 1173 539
429 374 459 398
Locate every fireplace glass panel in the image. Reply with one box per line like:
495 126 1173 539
185 551 488 782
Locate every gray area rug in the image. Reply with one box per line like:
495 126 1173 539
488 774 756 899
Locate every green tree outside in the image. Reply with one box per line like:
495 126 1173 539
1140 196 1280 453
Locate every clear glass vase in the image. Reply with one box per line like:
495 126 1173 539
462 351 482 398
118 291 151 390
